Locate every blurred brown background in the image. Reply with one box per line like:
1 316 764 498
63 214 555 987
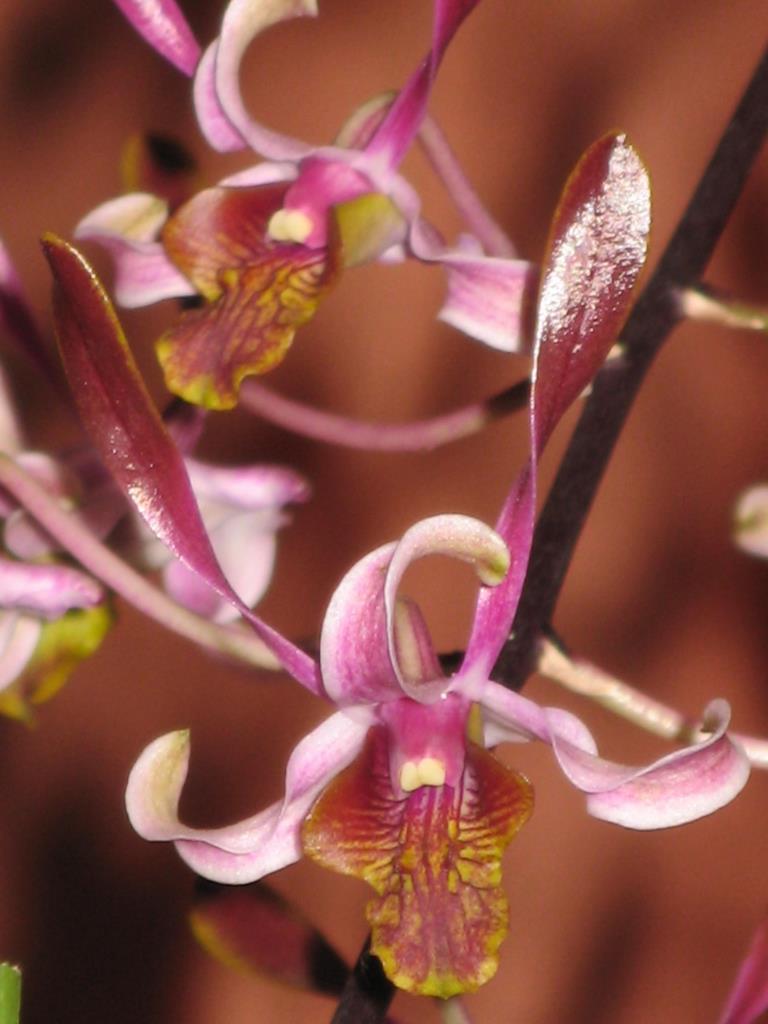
0 1 767 1021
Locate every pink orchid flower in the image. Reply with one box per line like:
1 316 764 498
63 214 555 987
81 0 534 408
45 135 751 996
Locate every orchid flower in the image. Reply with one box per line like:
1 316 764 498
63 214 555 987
44 135 752 996
79 0 534 409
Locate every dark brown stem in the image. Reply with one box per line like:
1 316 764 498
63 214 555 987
328 937 394 1024
493 45 768 689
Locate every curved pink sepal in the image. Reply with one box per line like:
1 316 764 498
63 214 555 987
127 710 371 883
193 0 317 159
321 516 508 707
482 686 749 830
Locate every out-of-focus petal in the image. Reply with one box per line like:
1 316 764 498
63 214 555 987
77 193 169 244
718 916 768 1024
734 485 768 560
0 613 40 695
220 162 298 188
163 513 277 622
44 236 322 694
126 710 372 883
185 460 309 509
140 460 307 620
193 0 317 159
0 557 103 618
464 135 651 679
190 880 350 995
75 194 194 307
0 237 56 379
112 0 201 76
430 235 535 352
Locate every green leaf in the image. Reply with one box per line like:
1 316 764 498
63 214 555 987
0 964 21 1024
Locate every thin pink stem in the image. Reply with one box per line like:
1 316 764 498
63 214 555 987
418 115 516 258
241 378 529 452
0 454 280 671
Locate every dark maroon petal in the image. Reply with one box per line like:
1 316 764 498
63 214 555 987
532 133 650 449
42 235 322 694
191 880 349 996
464 135 650 678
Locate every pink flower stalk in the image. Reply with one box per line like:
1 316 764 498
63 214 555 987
81 0 534 408
43 134 752 995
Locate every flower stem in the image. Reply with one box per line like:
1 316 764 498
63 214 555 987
242 378 529 452
493 45 768 691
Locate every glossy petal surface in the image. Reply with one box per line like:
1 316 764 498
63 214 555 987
44 236 321 693
464 134 650 678
302 727 533 997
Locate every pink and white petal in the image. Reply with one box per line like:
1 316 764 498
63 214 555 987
126 710 372 883
463 136 650 680
383 516 509 699
192 41 247 152
163 513 278 622
320 542 404 706
185 459 309 510
718 916 768 1024
76 193 170 244
435 242 535 353
220 161 299 188
0 612 41 693
0 557 103 618
75 194 194 307
112 0 201 76
195 0 317 160
553 700 750 829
